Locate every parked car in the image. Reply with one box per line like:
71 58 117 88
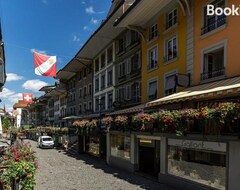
37 136 54 149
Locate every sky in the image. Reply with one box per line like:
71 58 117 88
0 0 112 112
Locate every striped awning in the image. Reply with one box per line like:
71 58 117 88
146 76 240 107
106 104 145 116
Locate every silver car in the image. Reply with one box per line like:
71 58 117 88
37 136 54 148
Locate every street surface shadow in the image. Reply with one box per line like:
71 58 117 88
62 151 175 190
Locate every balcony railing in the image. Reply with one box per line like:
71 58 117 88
118 75 126 82
201 16 226 35
201 67 225 81
130 68 141 77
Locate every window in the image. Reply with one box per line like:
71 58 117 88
88 84 92 95
202 0 226 35
101 53 105 68
166 9 177 29
149 24 158 41
108 93 113 110
119 62 126 77
107 46 113 63
165 74 176 96
148 79 157 100
107 70 113 86
131 31 139 44
101 74 105 90
100 96 105 110
165 36 177 62
79 88 82 98
111 135 131 160
126 85 131 100
118 87 126 101
148 46 158 70
88 65 92 74
79 104 82 114
79 71 82 80
83 68 87 77
84 86 87 97
95 78 99 92
202 47 225 81
132 82 141 101
118 37 126 54
88 101 92 110
168 139 226 189
131 52 140 74
95 98 99 112
84 103 87 112
95 58 99 72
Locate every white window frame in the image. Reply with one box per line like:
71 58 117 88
201 0 226 35
166 8 178 29
147 77 158 101
164 70 177 96
201 40 227 80
147 45 158 71
164 35 178 63
148 23 158 41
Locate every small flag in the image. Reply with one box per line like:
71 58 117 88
22 93 33 103
34 52 56 77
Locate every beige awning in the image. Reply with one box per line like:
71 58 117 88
106 104 145 116
146 76 240 107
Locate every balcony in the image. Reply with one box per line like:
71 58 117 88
130 68 141 78
118 75 126 83
201 67 225 81
201 16 226 35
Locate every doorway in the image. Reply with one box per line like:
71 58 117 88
138 139 160 177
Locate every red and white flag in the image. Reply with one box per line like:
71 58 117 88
34 52 56 77
22 93 33 103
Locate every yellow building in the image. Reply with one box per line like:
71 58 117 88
115 0 191 104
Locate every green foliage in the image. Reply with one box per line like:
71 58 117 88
2 117 11 133
0 142 38 190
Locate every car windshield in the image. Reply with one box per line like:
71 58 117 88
42 138 52 141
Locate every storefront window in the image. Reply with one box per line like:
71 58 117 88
168 139 226 190
111 135 131 160
85 137 100 156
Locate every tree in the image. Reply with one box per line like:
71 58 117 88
2 116 11 133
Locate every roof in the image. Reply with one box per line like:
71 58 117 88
146 76 240 108
114 0 173 28
106 104 144 116
13 100 29 109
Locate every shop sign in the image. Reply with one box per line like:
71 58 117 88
168 139 226 152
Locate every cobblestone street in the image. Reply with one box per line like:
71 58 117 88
29 140 174 190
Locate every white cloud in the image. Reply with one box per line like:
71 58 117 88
22 79 48 92
81 0 86 4
85 6 104 14
0 88 15 98
30 48 47 55
72 34 80 42
6 73 24 82
8 93 23 103
91 18 99 25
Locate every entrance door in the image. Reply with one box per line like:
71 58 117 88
139 139 160 177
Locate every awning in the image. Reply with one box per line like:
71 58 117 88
106 104 145 116
146 76 240 107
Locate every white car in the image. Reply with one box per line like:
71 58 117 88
38 136 54 149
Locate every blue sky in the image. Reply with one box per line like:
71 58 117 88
0 0 111 111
